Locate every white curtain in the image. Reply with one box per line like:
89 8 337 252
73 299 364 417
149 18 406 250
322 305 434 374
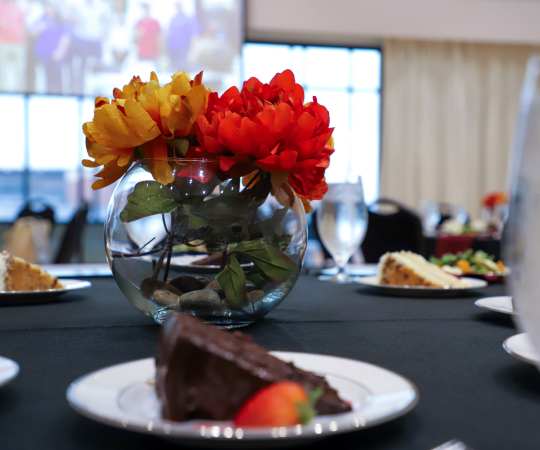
381 39 539 217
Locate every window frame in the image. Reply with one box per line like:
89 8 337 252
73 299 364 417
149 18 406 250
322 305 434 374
0 39 383 223
243 39 384 203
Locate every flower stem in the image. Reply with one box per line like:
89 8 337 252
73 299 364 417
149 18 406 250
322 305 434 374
162 213 176 282
242 170 262 191
221 244 228 271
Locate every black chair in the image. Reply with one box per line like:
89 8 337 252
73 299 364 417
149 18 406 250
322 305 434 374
361 198 424 263
53 203 89 263
16 199 56 228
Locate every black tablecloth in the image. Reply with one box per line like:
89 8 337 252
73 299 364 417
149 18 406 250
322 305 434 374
1 276 537 450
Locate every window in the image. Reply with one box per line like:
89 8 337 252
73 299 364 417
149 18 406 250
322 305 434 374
0 43 382 223
242 43 382 204
0 93 92 222
28 96 82 221
0 95 25 221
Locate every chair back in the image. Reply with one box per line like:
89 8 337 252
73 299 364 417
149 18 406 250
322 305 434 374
361 198 423 263
53 203 89 263
17 199 55 228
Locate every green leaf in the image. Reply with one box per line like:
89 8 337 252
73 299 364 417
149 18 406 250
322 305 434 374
246 270 268 288
216 254 246 308
177 204 208 232
248 208 288 239
120 181 177 222
170 138 190 157
308 387 323 405
230 239 297 282
296 387 322 425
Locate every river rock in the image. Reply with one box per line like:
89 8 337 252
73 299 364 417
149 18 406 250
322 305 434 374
169 275 206 293
205 279 221 290
153 289 181 307
179 288 222 310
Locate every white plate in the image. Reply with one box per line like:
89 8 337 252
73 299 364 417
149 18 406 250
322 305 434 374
356 276 487 297
0 356 19 387
503 333 539 365
475 296 514 315
67 352 418 445
319 264 378 277
0 279 92 300
143 254 253 273
42 264 112 278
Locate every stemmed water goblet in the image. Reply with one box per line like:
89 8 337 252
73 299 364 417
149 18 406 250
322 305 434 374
316 178 368 283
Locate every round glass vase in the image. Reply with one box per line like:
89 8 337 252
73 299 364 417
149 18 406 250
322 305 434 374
104 159 307 327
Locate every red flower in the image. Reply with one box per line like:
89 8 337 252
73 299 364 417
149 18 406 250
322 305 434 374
482 192 508 210
192 70 334 203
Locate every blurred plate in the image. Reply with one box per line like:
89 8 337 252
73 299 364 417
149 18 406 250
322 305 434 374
0 279 91 302
475 296 513 315
319 264 378 277
67 352 418 446
459 271 509 284
0 356 19 387
142 254 253 273
42 264 111 278
356 276 487 297
503 333 539 365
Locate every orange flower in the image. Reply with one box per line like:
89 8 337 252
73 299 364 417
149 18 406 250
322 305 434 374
83 72 209 189
191 70 334 208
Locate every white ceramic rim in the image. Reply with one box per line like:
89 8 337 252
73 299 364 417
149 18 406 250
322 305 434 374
66 352 419 442
357 276 487 292
503 333 539 365
474 296 514 315
0 356 19 387
0 279 91 296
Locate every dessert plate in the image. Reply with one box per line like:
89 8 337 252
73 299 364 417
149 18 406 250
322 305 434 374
319 264 378 277
0 356 19 387
475 296 514 315
356 276 487 297
42 263 112 278
503 333 539 365
67 352 418 445
0 279 92 301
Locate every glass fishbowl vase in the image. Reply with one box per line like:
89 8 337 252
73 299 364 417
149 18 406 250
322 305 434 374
104 158 307 328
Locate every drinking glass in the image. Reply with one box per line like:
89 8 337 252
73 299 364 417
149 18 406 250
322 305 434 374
506 55 540 366
316 178 368 283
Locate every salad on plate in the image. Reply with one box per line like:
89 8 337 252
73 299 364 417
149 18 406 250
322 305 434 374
430 250 507 281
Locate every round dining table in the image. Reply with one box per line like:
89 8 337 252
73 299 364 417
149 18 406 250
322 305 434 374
0 275 536 450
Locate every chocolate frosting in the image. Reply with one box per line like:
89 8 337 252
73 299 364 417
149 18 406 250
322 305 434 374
155 314 351 421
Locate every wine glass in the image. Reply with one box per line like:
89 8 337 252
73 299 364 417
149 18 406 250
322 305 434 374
506 55 540 366
316 178 368 283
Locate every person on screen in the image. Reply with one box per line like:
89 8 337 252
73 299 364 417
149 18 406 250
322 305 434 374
166 2 199 71
22 0 45 92
33 4 71 93
0 0 26 92
107 0 130 68
135 3 160 62
70 0 108 94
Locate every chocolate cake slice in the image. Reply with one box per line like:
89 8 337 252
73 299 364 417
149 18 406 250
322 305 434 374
155 314 351 421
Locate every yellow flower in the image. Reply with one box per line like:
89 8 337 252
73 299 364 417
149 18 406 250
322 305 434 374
82 71 209 189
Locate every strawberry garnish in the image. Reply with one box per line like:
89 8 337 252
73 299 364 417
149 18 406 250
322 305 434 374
233 381 322 427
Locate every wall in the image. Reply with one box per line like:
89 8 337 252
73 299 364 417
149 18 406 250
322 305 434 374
247 0 540 46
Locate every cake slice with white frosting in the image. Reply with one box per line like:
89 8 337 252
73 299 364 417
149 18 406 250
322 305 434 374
0 251 63 292
378 251 469 288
